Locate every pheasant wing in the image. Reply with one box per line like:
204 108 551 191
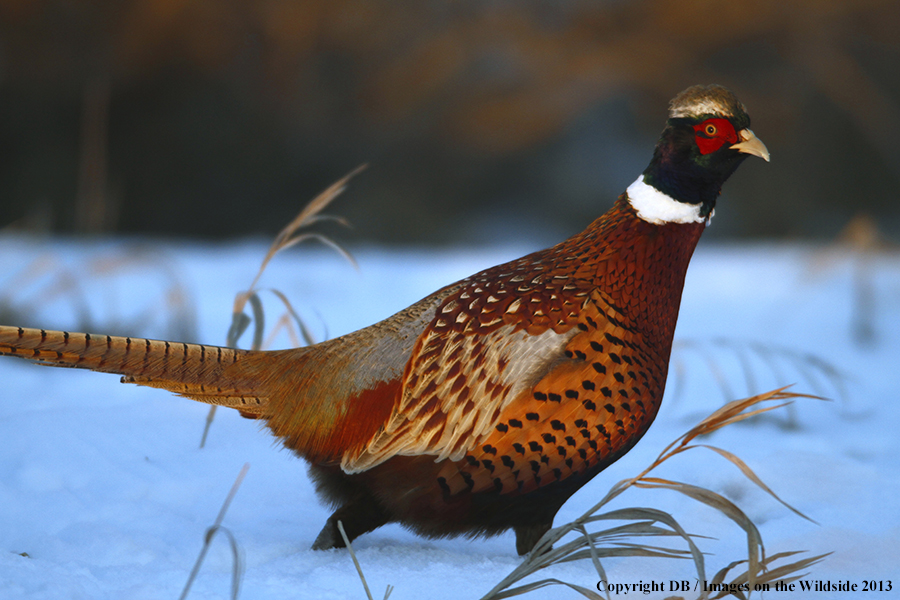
342 255 598 473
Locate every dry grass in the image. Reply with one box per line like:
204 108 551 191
670 339 844 429
337 520 395 600
476 387 829 600
190 166 382 598
814 214 897 347
671 339 847 404
0 246 196 342
179 463 250 600
227 164 363 351
198 165 363 447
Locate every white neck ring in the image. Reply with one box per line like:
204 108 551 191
626 175 711 225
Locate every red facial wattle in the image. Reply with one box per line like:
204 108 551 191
693 118 739 155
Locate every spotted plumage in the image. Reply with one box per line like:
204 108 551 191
0 84 768 555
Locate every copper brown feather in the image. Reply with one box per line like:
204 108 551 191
0 84 769 555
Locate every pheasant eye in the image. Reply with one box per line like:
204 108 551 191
693 118 737 154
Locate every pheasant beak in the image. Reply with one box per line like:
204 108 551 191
730 128 770 162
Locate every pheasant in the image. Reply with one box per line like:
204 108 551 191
0 85 768 555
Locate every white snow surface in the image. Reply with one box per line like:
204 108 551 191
1 236 898 599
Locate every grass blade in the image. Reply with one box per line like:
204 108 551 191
179 463 249 600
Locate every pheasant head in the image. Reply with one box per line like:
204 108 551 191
629 84 770 225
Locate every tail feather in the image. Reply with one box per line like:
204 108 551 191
0 325 268 414
2 319 414 462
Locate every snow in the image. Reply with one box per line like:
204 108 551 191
1 235 898 599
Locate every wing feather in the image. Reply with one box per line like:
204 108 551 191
342 262 593 473
228 281 465 462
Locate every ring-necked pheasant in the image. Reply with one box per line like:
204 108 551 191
0 85 768 555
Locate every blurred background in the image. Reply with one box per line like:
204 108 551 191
1 0 899 246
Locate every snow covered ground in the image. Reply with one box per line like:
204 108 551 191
0 236 898 599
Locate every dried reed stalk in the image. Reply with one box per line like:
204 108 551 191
479 388 829 600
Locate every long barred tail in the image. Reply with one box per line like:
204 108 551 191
0 325 270 415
